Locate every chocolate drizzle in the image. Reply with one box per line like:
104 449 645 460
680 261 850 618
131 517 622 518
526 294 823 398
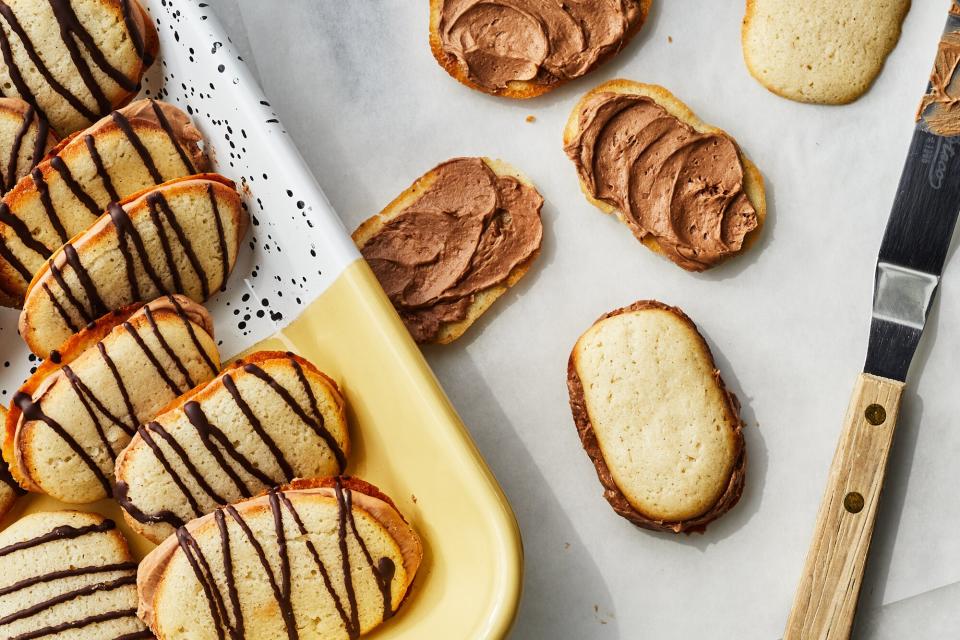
85 134 119 201
0 202 50 262
13 390 112 494
0 518 114 557
0 574 136 626
50 155 101 217
151 99 197 173
7 608 139 640
120 0 153 66
149 191 210 299
0 561 135 597
122 356 346 530
61 364 125 458
0 459 23 495
2 105 47 192
171 484 397 640
63 242 107 320
244 362 347 471
30 167 68 245
111 110 162 182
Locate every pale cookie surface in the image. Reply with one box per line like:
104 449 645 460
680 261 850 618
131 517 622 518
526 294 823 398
0 99 207 304
568 301 745 532
9 295 220 504
0 0 157 135
137 478 423 640
0 98 56 195
115 351 349 544
742 0 911 104
0 510 150 640
19 175 247 358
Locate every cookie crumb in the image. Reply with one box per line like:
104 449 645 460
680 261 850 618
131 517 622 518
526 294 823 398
525 115 536 123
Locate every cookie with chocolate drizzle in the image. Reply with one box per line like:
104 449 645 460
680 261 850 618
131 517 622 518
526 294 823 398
4 295 220 504
0 99 209 304
115 351 350 544
0 0 158 136
137 477 421 640
0 98 55 194
0 510 151 640
18 173 247 359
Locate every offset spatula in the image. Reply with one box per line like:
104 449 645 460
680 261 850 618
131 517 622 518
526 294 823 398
785 4 960 639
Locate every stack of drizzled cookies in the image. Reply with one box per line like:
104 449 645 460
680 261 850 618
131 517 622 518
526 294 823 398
0 2 423 639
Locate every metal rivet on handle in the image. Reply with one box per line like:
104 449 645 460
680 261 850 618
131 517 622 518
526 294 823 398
844 492 865 514
865 404 886 426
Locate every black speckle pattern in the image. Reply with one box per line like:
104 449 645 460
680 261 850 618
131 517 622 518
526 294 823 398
0 0 354 397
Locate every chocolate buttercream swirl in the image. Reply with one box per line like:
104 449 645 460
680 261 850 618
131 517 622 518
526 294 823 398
565 91 759 271
437 0 646 91
361 157 542 342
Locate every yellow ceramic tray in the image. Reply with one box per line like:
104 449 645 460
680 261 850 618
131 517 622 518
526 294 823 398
0 1 523 638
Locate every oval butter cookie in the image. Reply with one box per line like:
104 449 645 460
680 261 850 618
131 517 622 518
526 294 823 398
115 351 350 544
742 0 910 104
0 510 150 640
7 295 220 504
137 478 422 640
567 301 746 533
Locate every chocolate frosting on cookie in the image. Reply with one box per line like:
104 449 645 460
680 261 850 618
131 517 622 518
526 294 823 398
361 158 543 342
918 31 960 137
565 92 759 271
438 0 646 91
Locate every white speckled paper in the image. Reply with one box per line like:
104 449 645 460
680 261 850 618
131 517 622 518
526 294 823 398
224 1 960 637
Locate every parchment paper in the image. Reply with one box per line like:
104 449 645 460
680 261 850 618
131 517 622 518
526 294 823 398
212 1 960 637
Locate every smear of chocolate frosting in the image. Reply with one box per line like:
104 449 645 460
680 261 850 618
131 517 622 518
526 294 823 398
565 92 759 271
361 158 543 342
438 0 646 90
918 31 960 137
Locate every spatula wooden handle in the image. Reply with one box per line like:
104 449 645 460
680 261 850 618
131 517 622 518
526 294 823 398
784 372 905 640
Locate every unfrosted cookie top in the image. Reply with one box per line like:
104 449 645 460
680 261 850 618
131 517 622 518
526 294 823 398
565 91 758 271
436 0 647 92
742 0 910 104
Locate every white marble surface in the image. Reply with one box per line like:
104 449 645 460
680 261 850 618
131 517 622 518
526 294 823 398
210 1 960 637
